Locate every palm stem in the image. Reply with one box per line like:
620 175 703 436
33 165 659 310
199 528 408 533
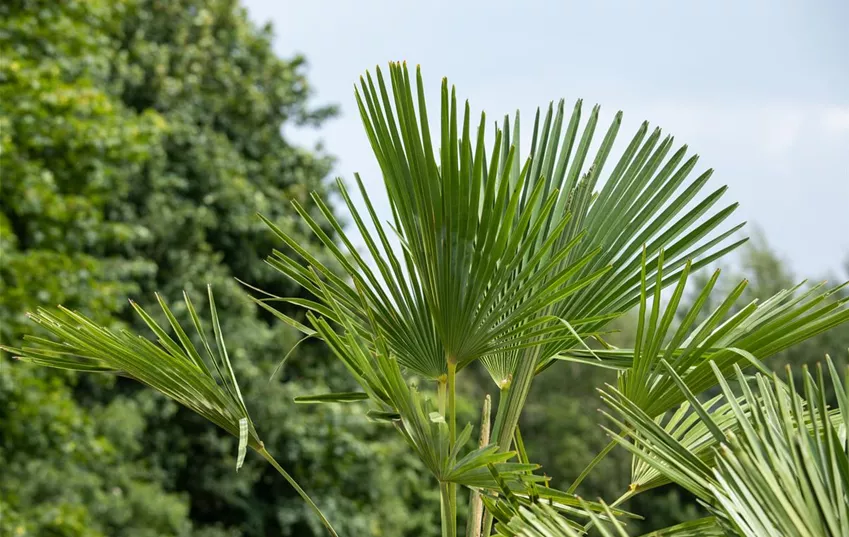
440 481 458 537
447 360 457 444
438 376 447 415
258 446 340 537
437 373 457 537
447 360 458 536
480 385 509 537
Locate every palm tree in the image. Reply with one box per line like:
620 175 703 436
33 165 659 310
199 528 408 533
5 62 848 536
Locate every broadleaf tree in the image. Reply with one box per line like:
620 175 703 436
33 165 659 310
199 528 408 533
1 2 437 536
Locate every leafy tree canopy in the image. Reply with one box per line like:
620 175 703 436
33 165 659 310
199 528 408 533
0 1 437 535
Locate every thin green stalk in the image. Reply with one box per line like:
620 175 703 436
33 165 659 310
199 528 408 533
482 347 540 536
447 361 457 443
480 385 511 536
258 446 339 537
437 371 458 537
567 438 617 493
440 482 458 537
447 360 458 537
438 375 447 415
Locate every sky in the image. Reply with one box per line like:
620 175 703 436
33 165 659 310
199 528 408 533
243 0 848 277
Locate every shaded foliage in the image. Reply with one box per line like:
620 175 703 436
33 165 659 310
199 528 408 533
0 1 437 535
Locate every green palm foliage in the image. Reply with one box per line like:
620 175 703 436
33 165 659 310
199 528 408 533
255 62 746 385
0 288 339 537
561 252 848 494
491 355 849 537
601 356 849 537
562 253 849 417
494 500 722 537
248 62 849 535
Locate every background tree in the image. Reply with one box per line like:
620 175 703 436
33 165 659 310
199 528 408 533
0 1 437 535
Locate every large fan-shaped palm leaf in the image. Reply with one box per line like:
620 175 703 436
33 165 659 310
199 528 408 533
254 62 746 389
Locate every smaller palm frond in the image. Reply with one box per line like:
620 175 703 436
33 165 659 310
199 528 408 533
601 355 849 537
480 466 638 535
480 94 747 384
4 287 258 468
5 287 341 536
559 249 849 417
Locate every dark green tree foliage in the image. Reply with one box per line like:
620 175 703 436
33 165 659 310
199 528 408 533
0 1 437 535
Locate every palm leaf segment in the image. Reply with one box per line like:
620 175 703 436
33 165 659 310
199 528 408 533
258 61 745 386
6 287 258 466
603 356 849 537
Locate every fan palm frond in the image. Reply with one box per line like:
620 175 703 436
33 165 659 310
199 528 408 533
257 62 610 382
481 98 747 383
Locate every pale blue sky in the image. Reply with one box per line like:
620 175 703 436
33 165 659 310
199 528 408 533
244 0 848 276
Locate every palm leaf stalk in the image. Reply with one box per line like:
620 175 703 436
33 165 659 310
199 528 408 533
1 288 340 537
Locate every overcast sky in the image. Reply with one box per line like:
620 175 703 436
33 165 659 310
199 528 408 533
243 0 848 277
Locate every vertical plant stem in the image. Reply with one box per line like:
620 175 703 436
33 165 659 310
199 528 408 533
437 371 457 537
440 482 458 537
447 361 457 443
258 446 340 537
482 347 540 536
480 384 510 537
447 360 458 536
438 375 447 415
466 394 491 537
